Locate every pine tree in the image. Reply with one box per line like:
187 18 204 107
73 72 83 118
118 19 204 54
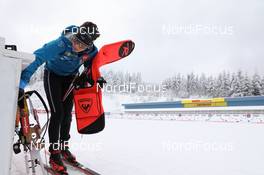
251 73 262 96
198 73 208 97
260 76 264 95
242 73 252 96
206 76 215 97
231 70 244 97
185 72 197 98
221 71 231 97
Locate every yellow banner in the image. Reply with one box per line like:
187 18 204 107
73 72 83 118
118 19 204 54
181 98 226 108
183 102 227 108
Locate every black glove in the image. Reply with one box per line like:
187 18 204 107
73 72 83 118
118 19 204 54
74 72 94 88
97 77 107 88
18 88 25 108
74 73 87 85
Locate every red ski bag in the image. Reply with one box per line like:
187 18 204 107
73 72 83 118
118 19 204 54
73 40 135 134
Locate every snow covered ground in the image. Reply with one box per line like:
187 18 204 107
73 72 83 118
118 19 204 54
11 115 264 175
11 83 264 175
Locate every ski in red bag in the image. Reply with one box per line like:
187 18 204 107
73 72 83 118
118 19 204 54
73 40 135 134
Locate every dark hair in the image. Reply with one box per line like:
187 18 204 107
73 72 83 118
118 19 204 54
75 22 100 45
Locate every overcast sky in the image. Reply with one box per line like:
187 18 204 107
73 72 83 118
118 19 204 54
1 0 264 82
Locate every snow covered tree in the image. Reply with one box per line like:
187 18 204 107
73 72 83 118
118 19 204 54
103 69 264 98
251 73 261 96
185 72 197 98
197 73 208 97
205 76 216 97
221 71 232 97
260 76 264 95
241 73 253 96
230 70 244 97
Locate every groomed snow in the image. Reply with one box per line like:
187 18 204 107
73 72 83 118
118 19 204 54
11 116 264 175
11 83 264 175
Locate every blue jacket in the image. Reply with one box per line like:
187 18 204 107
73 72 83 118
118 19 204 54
19 25 98 89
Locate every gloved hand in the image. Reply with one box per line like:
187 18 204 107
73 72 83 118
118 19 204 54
97 77 107 88
18 88 25 108
73 71 94 88
74 73 88 86
18 79 27 108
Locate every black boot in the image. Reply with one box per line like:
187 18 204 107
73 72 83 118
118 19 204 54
60 141 77 164
49 149 68 174
61 149 77 164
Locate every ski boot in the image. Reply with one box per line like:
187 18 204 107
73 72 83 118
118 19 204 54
60 141 77 164
49 150 68 175
61 147 77 164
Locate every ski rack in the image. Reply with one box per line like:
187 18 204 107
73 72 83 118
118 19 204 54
26 92 48 175
14 90 50 175
23 145 47 175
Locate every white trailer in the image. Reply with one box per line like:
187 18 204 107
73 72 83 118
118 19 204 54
0 37 34 175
